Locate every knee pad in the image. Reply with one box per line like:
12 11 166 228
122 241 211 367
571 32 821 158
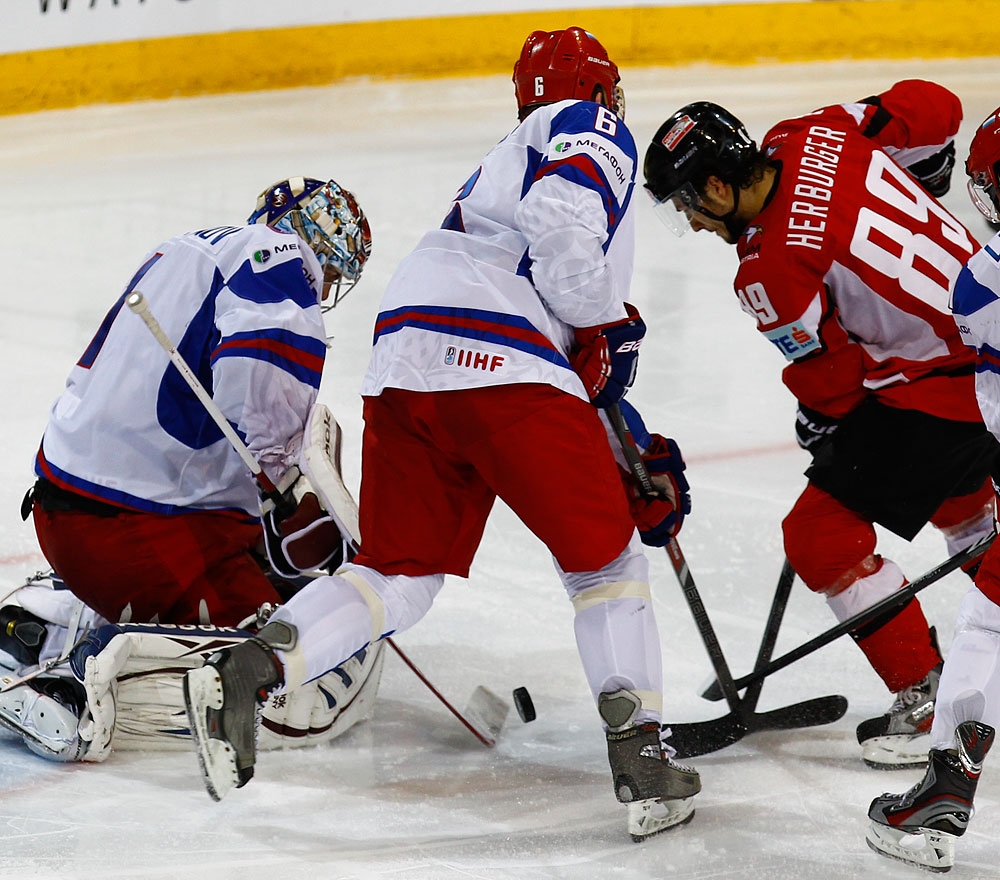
783 487 876 591
560 532 648 600
337 565 444 639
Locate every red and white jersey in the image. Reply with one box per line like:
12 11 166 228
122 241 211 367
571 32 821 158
361 99 637 400
35 225 327 518
734 80 981 420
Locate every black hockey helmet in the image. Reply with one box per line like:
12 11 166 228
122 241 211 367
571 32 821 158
643 102 758 235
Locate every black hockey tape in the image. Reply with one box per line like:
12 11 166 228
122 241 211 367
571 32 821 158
512 686 536 723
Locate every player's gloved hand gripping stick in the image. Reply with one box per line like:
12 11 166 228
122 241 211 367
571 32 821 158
126 291 510 747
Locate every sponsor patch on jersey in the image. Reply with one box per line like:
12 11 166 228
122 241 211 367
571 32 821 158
247 238 300 273
762 320 821 360
443 345 505 372
661 115 695 151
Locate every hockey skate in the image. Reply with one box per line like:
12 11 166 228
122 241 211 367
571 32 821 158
866 720 994 872
857 662 941 769
183 621 287 801
0 675 86 761
607 721 701 841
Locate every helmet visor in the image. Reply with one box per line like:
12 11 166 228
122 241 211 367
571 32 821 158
645 181 704 237
967 175 1000 223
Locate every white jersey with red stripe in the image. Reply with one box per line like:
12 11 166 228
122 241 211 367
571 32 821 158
361 98 637 399
735 81 981 421
35 224 326 518
952 230 1000 439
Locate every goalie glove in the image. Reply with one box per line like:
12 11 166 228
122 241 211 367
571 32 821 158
262 467 347 579
617 400 691 546
261 403 363 578
571 304 646 409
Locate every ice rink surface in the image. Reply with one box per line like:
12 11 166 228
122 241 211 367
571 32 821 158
1 54 1000 879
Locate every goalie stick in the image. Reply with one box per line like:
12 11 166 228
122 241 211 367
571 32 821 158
126 290 509 748
607 404 847 758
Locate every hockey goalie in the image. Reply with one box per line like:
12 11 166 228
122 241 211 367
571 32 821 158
0 404 384 762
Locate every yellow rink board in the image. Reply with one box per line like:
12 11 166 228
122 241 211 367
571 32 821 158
3 1 998 116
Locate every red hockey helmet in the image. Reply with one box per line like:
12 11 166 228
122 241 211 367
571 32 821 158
512 27 621 121
967 108 1000 222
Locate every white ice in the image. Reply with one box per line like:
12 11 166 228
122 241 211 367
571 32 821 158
1 56 999 879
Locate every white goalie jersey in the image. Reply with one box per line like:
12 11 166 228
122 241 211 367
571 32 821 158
35 224 327 517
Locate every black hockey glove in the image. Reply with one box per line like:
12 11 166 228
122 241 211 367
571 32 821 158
795 403 839 453
907 142 956 198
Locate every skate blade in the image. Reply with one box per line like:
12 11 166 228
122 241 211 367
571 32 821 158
462 686 509 747
865 820 955 872
183 668 238 802
862 733 931 770
628 797 695 842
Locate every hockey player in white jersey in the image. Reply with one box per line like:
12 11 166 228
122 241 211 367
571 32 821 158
184 27 699 840
0 177 382 762
866 108 1000 873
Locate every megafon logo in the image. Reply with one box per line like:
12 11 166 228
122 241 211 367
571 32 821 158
253 249 271 265
554 141 573 153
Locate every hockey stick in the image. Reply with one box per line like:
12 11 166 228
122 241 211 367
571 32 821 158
607 404 847 757
699 529 996 701
126 290 509 748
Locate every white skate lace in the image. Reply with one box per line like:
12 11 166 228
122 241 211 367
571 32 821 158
658 727 697 773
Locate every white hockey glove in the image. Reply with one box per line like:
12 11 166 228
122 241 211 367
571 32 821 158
261 404 360 577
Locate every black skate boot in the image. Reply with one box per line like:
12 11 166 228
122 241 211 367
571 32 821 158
866 720 995 872
183 620 292 801
601 689 701 841
857 660 941 769
0 605 48 667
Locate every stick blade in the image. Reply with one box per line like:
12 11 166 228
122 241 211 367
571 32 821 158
661 713 748 758
462 686 509 747
747 694 848 732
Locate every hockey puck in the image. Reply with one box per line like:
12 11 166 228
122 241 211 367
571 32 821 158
513 686 536 723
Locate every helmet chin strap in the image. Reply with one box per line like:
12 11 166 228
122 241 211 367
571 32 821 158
693 185 749 242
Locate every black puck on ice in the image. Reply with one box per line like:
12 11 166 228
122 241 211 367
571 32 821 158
513 686 536 723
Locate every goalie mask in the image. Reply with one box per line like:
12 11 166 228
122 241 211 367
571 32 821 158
512 27 623 121
249 177 373 307
967 108 1000 223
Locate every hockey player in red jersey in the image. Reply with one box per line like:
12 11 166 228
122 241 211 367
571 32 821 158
183 27 699 840
866 106 1000 874
643 81 1000 770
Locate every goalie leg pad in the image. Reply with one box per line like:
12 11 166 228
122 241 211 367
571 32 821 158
258 641 385 749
